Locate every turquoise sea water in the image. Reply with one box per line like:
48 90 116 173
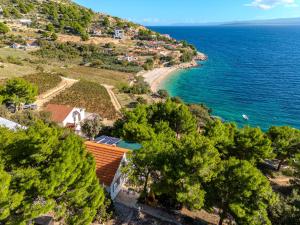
150 26 300 130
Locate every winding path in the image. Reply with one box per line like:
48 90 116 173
102 84 122 113
35 77 78 109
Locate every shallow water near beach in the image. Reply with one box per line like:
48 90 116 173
150 26 300 130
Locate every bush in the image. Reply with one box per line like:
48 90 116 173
180 50 194 63
0 22 10 34
121 77 150 95
6 56 23 66
136 96 147 104
143 58 154 71
157 89 169 99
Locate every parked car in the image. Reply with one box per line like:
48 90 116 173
23 104 38 110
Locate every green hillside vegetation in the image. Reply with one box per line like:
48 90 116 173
34 40 143 73
114 99 300 225
0 77 38 107
49 80 118 119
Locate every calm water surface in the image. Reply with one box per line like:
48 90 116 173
150 26 300 130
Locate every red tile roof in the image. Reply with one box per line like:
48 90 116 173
45 104 73 123
85 141 129 186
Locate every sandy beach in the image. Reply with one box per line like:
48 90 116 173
142 60 199 92
142 67 178 92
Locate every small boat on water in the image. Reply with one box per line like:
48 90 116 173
242 114 249 120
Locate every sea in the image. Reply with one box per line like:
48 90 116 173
150 26 300 130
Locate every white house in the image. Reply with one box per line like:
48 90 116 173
118 54 138 62
92 29 102 37
0 117 27 131
45 104 85 133
114 29 125 39
85 141 129 200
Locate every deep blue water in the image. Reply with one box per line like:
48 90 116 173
150 26 300 130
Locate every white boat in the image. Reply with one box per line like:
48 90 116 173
242 114 249 120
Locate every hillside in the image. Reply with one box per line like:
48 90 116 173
0 0 197 72
0 0 198 120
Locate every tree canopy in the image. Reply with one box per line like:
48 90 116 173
0 122 105 225
0 78 38 107
0 22 10 34
205 121 273 164
115 100 198 142
206 158 276 225
267 126 300 170
81 115 103 140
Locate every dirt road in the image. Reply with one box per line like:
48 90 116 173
35 77 78 109
102 84 122 113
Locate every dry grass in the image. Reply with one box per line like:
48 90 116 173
49 80 118 119
57 34 134 46
0 48 37 79
55 66 133 87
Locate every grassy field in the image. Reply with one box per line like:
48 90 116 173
55 66 133 87
49 80 118 119
0 48 38 79
23 73 62 94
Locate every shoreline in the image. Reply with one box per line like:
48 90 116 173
141 52 207 92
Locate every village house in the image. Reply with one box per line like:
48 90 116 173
85 141 129 200
44 104 85 134
91 28 102 37
118 54 138 62
114 28 125 39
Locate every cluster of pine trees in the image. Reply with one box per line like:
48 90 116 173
115 99 300 225
0 122 106 225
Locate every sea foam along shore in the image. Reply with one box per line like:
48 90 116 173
141 52 207 92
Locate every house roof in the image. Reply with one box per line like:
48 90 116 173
44 104 74 123
85 141 129 186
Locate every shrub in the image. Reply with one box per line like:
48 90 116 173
157 89 169 98
136 96 147 104
0 22 10 34
6 56 23 66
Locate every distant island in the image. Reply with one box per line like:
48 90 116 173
170 17 300 26
222 17 300 26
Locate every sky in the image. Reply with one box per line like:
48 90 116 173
74 0 300 25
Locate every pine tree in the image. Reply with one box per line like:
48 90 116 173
0 122 105 225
